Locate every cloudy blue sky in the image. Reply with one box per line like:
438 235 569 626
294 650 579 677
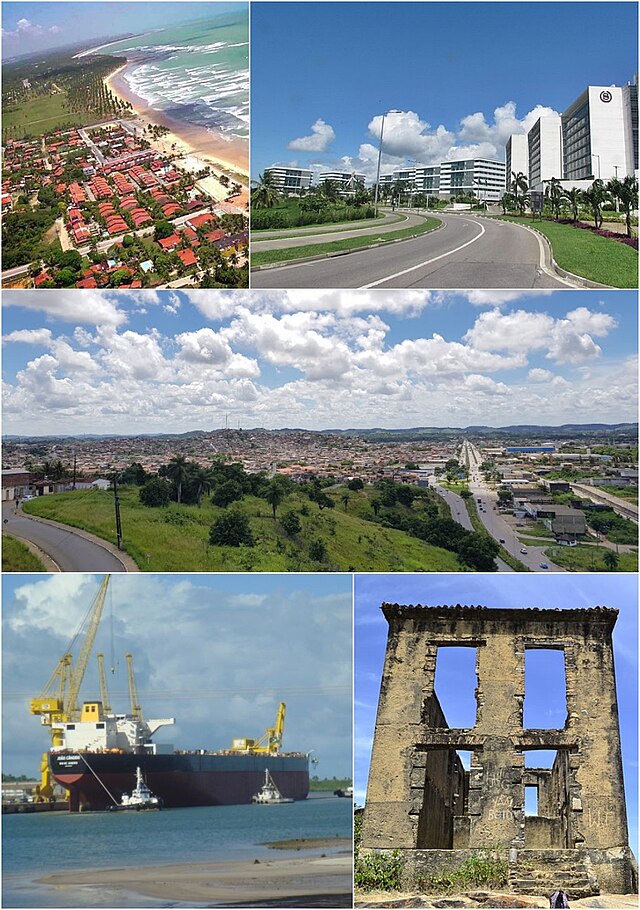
2 572 352 780
2 289 637 435
354 574 638 855
2 2 240 58
251 2 638 182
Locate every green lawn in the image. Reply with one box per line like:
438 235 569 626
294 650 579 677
251 216 441 266
23 487 462 572
516 521 553 539
498 216 638 288
2 91 96 139
2 535 46 571
253 214 398 237
544 544 637 572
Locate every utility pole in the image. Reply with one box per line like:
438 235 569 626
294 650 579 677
72 450 77 491
113 475 123 549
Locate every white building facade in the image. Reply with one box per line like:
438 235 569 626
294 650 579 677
317 171 367 194
505 134 529 191
264 166 313 195
528 114 563 191
380 158 505 202
562 84 637 181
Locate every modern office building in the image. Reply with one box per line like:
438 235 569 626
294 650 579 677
528 114 563 191
562 84 637 181
438 158 506 201
380 158 505 201
505 134 528 191
317 170 367 194
263 166 313 195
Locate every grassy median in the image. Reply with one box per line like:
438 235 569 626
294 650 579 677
251 216 441 266
498 216 638 288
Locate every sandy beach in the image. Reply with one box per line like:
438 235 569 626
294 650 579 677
105 65 249 209
39 852 353 907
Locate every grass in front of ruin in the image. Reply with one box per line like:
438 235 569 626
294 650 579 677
251 215 441 266
543 543 637 572
1 535 46 572
498 216 638 288
23 487 462 572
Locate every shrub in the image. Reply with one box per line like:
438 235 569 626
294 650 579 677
209 510 254 547
309 539 327 562
139 477 172 507
419 849 508 894
355 849 404 892
280 511 301 536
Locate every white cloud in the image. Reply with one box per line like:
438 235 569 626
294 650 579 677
3 328 53 345
528 368 554 383
3 290 127 327
288 118 336 153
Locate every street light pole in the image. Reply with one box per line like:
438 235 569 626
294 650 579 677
112 474 123 550
592 154 601 180
373 109 400 217
613 165 620 212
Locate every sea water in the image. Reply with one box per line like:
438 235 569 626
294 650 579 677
3 794 352 908
90 9 249 141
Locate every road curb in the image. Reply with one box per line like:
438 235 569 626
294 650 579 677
18 508 139 572
480 215 615 289
2 530 61 572
250 216 445 271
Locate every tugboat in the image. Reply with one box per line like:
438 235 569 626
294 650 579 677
251 769 294 804
109 767 163 811
333 786 353 798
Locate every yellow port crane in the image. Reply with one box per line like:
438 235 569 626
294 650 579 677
29 575 111 801
97 653 112 715
126 652 143 721
229 702 286 754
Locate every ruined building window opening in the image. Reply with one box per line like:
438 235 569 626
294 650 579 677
524 647 567 729
524 749 558 769
525 785 539 816
416 746 472 849
456 750 473 771
434 646 478 728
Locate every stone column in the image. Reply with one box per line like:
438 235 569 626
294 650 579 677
469 624 524 847
361 615 437 849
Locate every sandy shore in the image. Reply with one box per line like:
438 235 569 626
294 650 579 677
105 65 249 208
39 853 353 907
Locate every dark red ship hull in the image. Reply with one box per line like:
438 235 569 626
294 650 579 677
49 751 309 811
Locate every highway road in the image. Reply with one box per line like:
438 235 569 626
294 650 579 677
3 502 131 572
460 440 565 573
251 212 583 290
432 482 514 573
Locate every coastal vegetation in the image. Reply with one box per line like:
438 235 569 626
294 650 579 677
2 52 132 142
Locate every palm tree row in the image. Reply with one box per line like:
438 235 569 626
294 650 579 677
502 173 637 237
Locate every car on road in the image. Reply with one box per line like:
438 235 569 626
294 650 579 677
540 562 549 569
520 548 528 554
20 494 35 502
499 538 505 543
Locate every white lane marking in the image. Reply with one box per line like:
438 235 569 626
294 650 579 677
358 217 485 288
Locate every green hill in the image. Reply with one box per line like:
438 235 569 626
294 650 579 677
23 487 463 572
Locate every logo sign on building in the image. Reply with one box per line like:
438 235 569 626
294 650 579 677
600 90 613 103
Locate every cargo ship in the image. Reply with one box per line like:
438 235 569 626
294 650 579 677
47 701 309 812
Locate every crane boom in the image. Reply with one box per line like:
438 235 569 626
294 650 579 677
126 653 142 721
97 653 112 714
66 575 111 720
229 702 286 754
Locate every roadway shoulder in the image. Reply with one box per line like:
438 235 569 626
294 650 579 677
18 509 139 572
251 215 444 270
474 214 614 289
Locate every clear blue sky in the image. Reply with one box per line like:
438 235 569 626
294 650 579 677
2 573 352 779
3 289 637 434
355 574 638 856
251 2 638 180
2 2 243 58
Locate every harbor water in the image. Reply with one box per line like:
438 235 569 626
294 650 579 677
3 792 352 907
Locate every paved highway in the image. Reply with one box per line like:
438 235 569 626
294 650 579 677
252 212 582 289
3 502 131 572
460 440 565 573
432 481 514 573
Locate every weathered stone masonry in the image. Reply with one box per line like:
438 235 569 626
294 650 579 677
361 604 636 895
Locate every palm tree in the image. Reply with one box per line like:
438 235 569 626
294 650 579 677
166 455 189 504
251 172 281 209
603 550 619 570
562 186 583 223
511 171 528 213
265 479 285 519
500 192 515 215
582 179 608 230
190 465 211 508
544 177 564 220
607 175 638 238
341 493 350 511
